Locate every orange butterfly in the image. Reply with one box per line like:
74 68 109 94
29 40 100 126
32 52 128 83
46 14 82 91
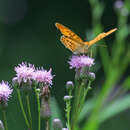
55 22 117 54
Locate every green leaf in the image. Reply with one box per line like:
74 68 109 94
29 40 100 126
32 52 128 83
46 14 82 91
82 95 130 130
99 95 130 123
122 76 130 90
50 97 63 130
78 98 94 121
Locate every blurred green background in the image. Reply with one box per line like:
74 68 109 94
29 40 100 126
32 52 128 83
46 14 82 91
0 0 130 130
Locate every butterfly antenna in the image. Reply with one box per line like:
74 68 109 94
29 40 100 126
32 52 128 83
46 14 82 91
95 44 107 48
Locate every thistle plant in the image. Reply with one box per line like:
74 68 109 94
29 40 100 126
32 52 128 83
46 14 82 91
0 81 13 130
13 62 35 130
0 1 130 130
0 55 96 130
65 55 95 130
12 62 54 130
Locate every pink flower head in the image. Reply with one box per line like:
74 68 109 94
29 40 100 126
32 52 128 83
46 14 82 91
14 62 35 84
33 68 53 86
0 81 13 102
68 55 94 69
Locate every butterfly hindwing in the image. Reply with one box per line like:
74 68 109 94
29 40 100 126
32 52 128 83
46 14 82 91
60 35 83 52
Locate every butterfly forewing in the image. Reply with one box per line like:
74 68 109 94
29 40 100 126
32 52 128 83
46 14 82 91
55 23 84 43
85 28 117 47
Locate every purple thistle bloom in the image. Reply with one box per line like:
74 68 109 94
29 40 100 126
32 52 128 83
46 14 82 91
14 62 35 84
0 81 13 102
33 68 53 86
68 55 94 69
114 0 124 9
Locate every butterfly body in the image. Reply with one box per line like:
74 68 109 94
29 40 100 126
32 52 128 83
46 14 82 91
55 22 117 54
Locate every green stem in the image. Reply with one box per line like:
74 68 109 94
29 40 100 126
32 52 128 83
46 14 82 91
16 88 30 129
34 87 41 130
46 120 49 130
71 80 91 130
2 110 8 130
71 82 80 130
71 82 85 130
66 102 71 130
83 71 119 130
66 90 72 130
26 94 32 130
84 81 91 98
79 81 91 114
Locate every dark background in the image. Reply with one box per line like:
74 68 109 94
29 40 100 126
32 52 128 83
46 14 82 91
0 0 129 130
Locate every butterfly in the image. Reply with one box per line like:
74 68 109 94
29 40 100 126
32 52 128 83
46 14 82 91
55 22 117 54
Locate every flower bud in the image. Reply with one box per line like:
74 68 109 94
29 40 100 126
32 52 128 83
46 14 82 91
12 77 19 86
36 88 40 93
12 77 33 93
62 128 68 130
87 72 95 81
53 118 63 130
40 98 51 120
0 102 8 110
0 120 5 130
21 84 32 94
80 66 88 79
66 81 74 90
41 86 50 100
64 96 72 102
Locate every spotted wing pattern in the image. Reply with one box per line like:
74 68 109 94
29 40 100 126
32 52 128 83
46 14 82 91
55 22 83 43
85 28 117 47
60 35 83 52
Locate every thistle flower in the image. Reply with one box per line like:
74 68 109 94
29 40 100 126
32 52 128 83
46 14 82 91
33 68 53 86
0 81 13 103
14 62 35 85
68 55 94 69
114 0 124 9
